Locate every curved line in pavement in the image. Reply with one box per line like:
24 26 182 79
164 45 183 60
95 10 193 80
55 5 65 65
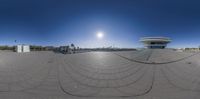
113 52 200 65
61 63 147 87
65 60 138 75
161 67 200 92
65 61 145 80
58 65 156 97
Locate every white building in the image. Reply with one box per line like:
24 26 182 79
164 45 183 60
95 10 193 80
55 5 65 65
59 46 75 54
23 45 30 52
16 45 23 53
16 45 30 53
140 37 171 49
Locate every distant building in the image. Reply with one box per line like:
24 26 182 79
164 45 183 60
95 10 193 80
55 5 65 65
140 37 171 49
44 46 54 51
59 45 76 54
184 48 200 52
23 45 30 52
16 45 22 53
59 46 71 54
16 45 30 53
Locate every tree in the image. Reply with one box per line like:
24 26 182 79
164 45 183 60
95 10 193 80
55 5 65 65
71 43 75 47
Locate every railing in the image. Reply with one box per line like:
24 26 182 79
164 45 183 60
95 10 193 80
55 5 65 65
140 37 171 42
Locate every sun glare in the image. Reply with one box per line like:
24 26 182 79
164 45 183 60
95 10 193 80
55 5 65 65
97 32 104 39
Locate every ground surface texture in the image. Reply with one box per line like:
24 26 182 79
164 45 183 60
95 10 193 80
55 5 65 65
0 49 200 99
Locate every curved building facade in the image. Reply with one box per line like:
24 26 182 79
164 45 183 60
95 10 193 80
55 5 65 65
140 37 171 49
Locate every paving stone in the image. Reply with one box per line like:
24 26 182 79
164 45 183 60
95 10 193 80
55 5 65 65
0 50 199 98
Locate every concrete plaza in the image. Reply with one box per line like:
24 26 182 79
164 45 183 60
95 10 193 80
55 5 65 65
0 49 200 99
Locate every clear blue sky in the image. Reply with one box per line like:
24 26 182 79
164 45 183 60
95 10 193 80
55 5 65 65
0 0 200 48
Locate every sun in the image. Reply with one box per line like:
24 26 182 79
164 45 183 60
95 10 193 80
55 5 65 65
96 32 104 39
